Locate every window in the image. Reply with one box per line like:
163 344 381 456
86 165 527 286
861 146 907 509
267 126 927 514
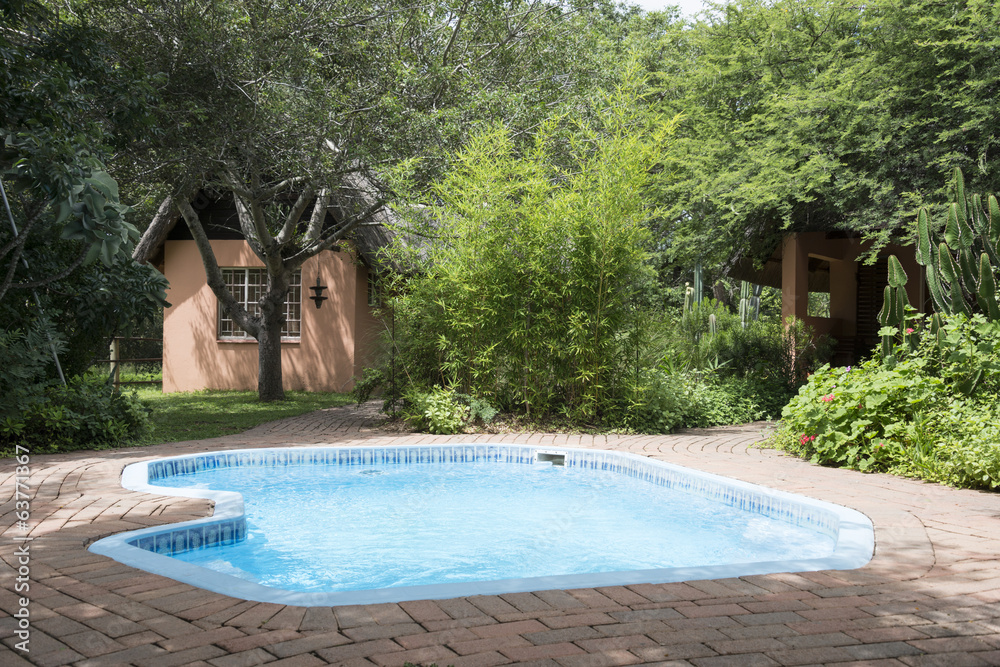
219 268 301 339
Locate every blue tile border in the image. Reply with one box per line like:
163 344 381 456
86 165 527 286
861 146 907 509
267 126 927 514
89 444 874 607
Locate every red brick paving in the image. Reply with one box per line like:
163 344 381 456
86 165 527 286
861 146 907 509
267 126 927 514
4 404 1000 665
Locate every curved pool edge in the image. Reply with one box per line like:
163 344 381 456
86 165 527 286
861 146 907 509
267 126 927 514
88 444 875 607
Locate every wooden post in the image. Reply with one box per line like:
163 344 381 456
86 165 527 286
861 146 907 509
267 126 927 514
110 338 120 388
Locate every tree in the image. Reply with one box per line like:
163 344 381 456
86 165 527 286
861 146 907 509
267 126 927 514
1 0 167 383
1 0 158 303
90 0 617 401
647 0 1000 271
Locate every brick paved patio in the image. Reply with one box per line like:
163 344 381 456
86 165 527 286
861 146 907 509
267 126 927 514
4 403 1000 666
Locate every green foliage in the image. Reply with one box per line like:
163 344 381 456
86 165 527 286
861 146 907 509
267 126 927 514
650 0 1000 269
385 79 673 421
402 386 468 435
0 323 65 418
773 312 1000 488
0 376 150 456
1 0 153 295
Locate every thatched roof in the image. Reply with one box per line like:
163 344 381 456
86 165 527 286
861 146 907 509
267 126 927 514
133 174 401 274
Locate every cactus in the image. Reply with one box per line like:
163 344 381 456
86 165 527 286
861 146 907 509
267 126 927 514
880 168 1000 381
913 168 1000 320
693 261 703 306
738 280 761 329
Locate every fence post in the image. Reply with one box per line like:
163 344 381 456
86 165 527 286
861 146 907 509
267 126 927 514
110 337 120 388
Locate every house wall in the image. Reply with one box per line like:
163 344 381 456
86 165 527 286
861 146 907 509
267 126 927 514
162 239 375 393
780 231 927 364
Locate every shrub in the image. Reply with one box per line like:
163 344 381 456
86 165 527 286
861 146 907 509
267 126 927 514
0 376 151 455
381 80 672 422
401 386 469 435
772 312 1000 488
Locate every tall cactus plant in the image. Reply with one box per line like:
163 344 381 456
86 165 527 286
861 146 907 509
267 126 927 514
881 168 1000 332
880 168 1000 390
915 168 1000 319
739 280 761 329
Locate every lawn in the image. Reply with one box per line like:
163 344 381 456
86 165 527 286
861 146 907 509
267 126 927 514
133 387 355 443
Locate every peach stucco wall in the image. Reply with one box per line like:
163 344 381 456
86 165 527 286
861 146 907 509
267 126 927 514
780 232 925 341
162 240 379 393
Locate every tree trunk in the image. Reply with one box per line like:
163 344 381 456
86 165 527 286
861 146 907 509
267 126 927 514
257 274 289 402
257 314 285 401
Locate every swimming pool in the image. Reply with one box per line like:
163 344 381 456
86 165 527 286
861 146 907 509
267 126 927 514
89 444 874 606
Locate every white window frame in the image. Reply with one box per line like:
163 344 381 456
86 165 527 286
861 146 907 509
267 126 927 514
218 268 301 340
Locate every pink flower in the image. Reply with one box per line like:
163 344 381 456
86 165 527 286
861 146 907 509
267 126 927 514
906 327 915 334
821 394 834 403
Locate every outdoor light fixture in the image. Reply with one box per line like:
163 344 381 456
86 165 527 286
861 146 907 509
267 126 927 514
308 276 328 309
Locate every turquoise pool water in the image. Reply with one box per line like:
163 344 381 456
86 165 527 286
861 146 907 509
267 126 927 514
154 460 837 593
89 445 874 606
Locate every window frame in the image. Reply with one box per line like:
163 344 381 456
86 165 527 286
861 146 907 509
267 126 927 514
217 268 302 341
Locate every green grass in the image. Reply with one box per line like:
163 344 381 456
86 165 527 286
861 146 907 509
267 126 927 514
132 387 355 443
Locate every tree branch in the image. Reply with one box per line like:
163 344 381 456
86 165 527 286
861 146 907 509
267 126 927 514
177 197 260 338
12 244 89 290
303 188 331 243
221 171 272 258
274 183 316 245
132 192 184 264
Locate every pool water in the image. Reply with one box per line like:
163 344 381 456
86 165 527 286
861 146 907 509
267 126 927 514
155 460 836 593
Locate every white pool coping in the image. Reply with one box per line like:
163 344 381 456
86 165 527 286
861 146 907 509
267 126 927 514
88 444 874 607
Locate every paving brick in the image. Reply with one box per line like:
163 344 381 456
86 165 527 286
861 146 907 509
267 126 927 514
899 654 993 667
643 642 718 660
72 643 168 667
554 649 643 666
678 604 751 619
609 608 685 623
472 619 550 637
298 606 338 631
906 636 996 653
216 628 300 653
500 592 553 613
368 644 459 667
704 637 789 654
133 644 228 667
525 626 603 645
342 622 424 642
467 595 520 617
688 654 780 667
574 634 659 652
842 641 926 660
335 606 378 628
397 599 450 623
267 631 352 658
394 626 478 649
314 638 405 663
157 625 245 652
762 646 857 665
261 654 326 667
206 647 275 667
498 641 586 661
444 650 512 667
539 613 617 630
57 629 127 657
449 634 532 655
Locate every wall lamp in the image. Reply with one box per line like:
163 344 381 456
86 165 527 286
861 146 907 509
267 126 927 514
308 276 328 309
